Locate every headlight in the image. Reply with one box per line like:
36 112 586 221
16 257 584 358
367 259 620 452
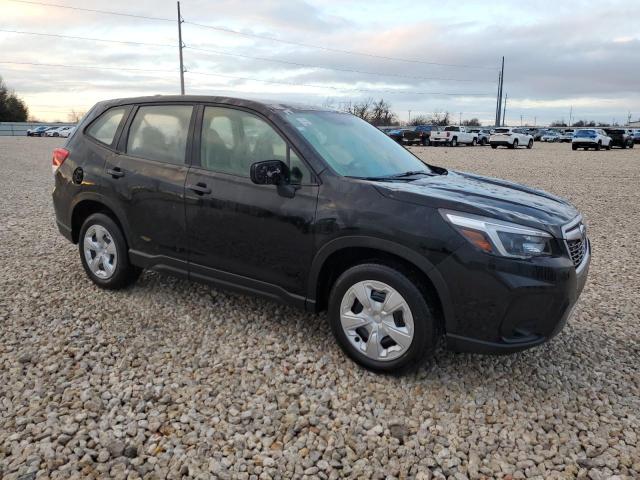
441 210 553 258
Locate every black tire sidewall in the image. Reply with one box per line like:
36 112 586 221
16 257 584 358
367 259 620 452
328 263 437 373
78 213 135 289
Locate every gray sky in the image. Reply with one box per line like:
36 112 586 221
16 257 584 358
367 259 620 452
2 0 639 125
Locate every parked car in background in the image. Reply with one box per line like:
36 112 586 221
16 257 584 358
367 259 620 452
52 95 591 373
27 126 50 137
387 128 420 145
534 129 548 141
489 127 534 149
46 126 74 137
541 131 560 142
633 129 640 144
413 125 441 146
558 130 574 143
571 129 612 150
604 128 634 149
59 127 76 138
468 128 491 145
430 126 478 146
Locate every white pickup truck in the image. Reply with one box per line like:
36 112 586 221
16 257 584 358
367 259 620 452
430 126 478 146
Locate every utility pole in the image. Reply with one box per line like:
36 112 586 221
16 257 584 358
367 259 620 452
534 116 537 127
569 106 573 127
459 112 462 126
628 111 632 126
502 93 508 126
408 110 411 124
177 1 185 95
520 115 523 126
495 56 504 127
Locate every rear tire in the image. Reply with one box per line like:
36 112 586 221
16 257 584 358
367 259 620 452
328 263 439 373
510 139 518 149
527 139 533 149
572 145 578 151
471 138 477 146
481 138 487 146
451 138 458 147
79 213 141 290
596 141 601 151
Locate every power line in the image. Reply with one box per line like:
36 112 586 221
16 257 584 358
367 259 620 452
0 29 493 84
0 29 175 49
6 0 495 72
6 0 173 22
1 61 492 97
186 46 495 83
184 21 496 71
0 61 175 75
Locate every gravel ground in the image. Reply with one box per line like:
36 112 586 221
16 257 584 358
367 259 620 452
1 137 639 480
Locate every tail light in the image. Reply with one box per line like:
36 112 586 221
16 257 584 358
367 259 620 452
52 148 69 173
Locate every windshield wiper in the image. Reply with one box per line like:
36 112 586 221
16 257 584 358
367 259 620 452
387 170 432 178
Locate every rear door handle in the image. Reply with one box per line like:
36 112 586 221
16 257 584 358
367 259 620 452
187 182 211 195
106 167 124 178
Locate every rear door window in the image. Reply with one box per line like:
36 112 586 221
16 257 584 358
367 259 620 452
127 105 193 165
86 107 127 146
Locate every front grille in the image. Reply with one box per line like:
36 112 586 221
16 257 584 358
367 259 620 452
567 238 586 267
564 220 588 268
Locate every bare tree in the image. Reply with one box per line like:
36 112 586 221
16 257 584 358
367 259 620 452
430 110 451 126
408 115 430 126
550 120 568 127
340 98 398 126
68 109 86 123
462 118 481 127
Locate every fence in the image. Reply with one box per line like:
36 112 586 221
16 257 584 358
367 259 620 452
0 122 75 136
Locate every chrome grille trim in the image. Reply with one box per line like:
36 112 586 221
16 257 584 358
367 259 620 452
561 216 589 273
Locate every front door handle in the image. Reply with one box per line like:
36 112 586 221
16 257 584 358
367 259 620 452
106 167 124 178
187 182 211 195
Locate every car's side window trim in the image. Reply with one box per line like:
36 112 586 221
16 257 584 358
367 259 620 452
117 102 196 166
83 105 133 151
193 103 319 185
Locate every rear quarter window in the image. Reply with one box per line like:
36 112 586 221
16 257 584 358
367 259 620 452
127 105 193 165
86 107 128 146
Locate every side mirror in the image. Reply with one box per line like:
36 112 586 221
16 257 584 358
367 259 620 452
250 160 287 185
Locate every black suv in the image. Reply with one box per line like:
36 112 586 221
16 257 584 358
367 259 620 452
53 96 590 372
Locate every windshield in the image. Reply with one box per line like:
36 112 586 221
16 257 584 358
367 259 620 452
495 128 510 133
283 111 431 178
444 126 459 132
575 130 596 137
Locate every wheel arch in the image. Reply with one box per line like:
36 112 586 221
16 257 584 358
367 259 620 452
307 236 453 331
70 193 132 246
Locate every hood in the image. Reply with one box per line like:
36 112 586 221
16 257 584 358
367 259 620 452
374 170 579 235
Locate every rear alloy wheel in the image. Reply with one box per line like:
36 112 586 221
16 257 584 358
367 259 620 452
527 139 533 149
510 139 519 149
329 263 438 372
451 138 458 147
481 138 488 146
79 213 141 290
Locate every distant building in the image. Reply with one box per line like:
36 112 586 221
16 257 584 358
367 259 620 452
629 120 640 128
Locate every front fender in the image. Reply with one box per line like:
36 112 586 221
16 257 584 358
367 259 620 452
306 235 453 330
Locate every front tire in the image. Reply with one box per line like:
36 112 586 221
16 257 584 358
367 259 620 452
572 144 578 151
510 139 518 149
471 138 477 146
491 144 498 149
451 138 458 147
527 139 533 149
79 213 141 290
596 141 602 151
328 263 438 373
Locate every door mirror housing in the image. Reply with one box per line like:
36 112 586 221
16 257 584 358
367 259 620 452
250 160 288 185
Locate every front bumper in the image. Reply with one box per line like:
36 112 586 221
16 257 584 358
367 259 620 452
442 239 590 354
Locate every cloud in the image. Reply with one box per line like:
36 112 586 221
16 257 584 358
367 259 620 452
2 0 639 124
